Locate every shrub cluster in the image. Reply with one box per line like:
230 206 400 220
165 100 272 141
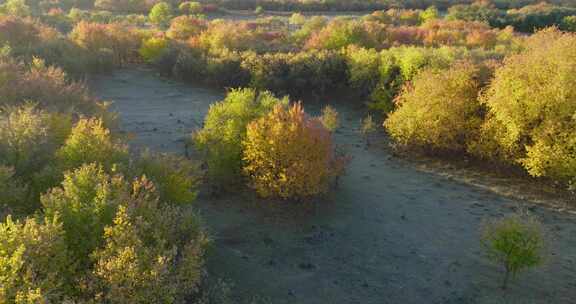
0 54 207 303
195 89 347 199
194 88 288 187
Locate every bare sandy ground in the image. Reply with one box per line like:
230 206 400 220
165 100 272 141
90 68 576 304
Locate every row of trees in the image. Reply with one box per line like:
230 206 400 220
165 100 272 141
446 1 576 32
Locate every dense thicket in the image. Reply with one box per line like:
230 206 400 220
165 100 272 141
473 29 576 187
0 49 207 302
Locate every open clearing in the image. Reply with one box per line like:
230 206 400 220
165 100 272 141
91 68 576 304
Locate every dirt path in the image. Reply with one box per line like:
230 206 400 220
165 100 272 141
91 68 576 304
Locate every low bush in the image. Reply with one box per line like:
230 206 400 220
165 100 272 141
149 2 173 27
56 117 129 172
179 2 204 15
91 177 208 304
243 103 346 199
319 105 339 132
194 88 287 188
481 212 545 289
385 62 483 152
0 215 74 303
166 15 206 40
132 151 200 205
41 163 127 268
70 21 142 66
139 36 169 63
0 166 27 216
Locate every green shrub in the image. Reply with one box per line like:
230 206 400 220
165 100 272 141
139 36 169 63
385 62 482 152
166 15 206 40
561 15 576 31
419 6 439 24
132 151 200 205
1 0 30 17
41 163 126 268
179 1 203 15
476 29 576 184
194 88 287 188
56 117 129 172
0 215 74 303
345 46 381 96
319 105 339 132
0 105 51 178
361 114 377 146
92 177 208 304
149 2 172 27
0 166 27 216
481 212 545 289
243 103 346 199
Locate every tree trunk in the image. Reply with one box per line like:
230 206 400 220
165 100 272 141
501 267 510 290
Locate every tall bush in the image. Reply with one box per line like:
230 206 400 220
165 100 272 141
56 117 129 172
91 177 208 304
385 62 483 151
194 88 287 187
41 163 127 268
0 215 74 303
243 103 345 199
476 28 576 184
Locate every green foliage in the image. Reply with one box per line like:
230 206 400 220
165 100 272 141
561 15 576 31
254 6 264 15
289 12 306 26
345 46 381 96
243 103 345 199
0 0 31 17
166 15 206 40
41 163 126 268
481 212 545 289
91 177 208 304
149 2 172 27
360 114 377 146
476 29 576 184
56 117 129 172
305 19 386 50
419 6 439 23
139 36 168 63
179 1 203 15
0 105 52 178
194 88 287 187
385 62 482 151
319 105 339 132
292 16 326 44
132 151 200 205
0 215 74 303
0 166 27 216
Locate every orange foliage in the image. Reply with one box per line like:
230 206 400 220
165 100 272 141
243 103 346 199
69 21 142 65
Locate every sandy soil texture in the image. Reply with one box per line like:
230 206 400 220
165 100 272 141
90 68 576 304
